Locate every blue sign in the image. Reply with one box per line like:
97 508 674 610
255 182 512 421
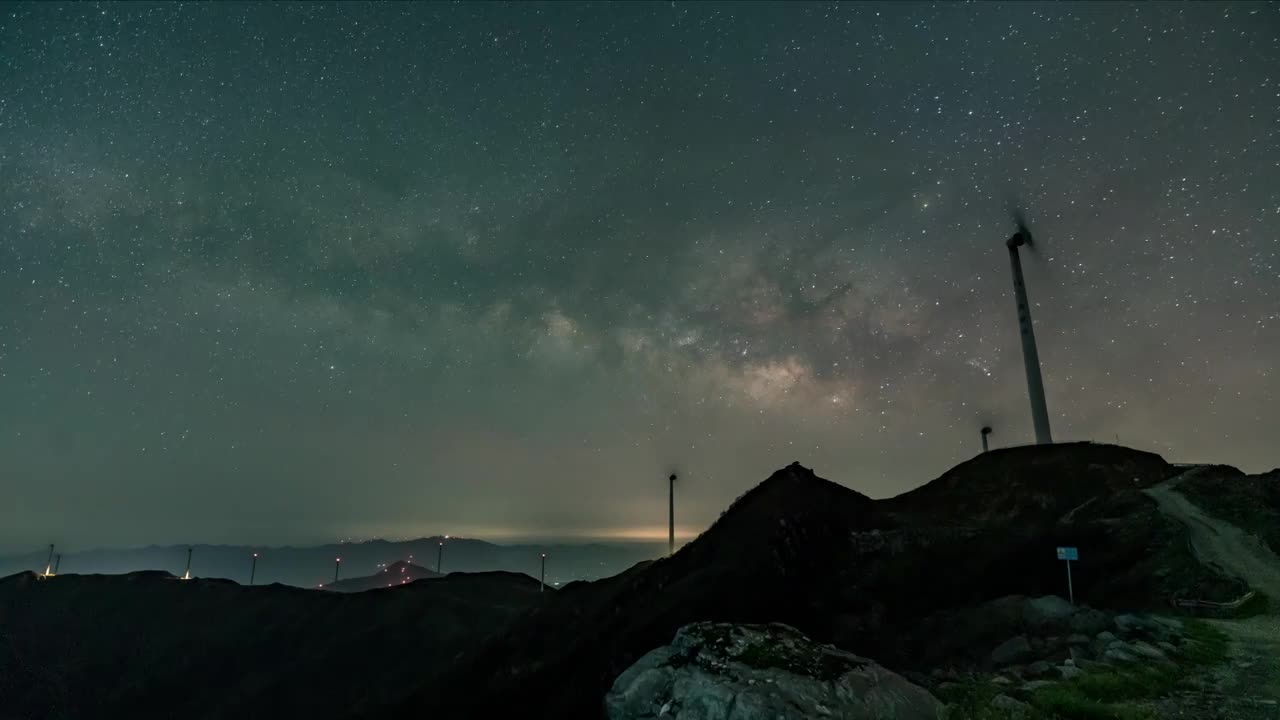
1057 547 1079 561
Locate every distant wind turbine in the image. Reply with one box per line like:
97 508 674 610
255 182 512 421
668 473 678 557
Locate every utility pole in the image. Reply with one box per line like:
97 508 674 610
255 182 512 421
334 557 342 584
540 553 546 592
53 553 61 574
249 552 258 586
437 541 444 574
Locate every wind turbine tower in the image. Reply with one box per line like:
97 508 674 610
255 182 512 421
1006 212 1053 445
981 426 993 453
668 473 677 557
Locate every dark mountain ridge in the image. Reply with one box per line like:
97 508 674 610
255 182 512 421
392 443 1239 720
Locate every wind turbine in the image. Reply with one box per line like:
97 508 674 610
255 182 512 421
1005 208 1053 445
668 473 678 557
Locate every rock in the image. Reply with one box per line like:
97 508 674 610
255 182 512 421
1069 609 1110 636
991 693 1032 718
991 636 1033 666
1096 631 1117 643
1114 614 1148 633
1130 641 1170 662
992 676 1013 686
1068 646 1091 665
604 622 946 720
1103 647 1137 664
1150 616 1184 632
1067 634 1090 645
1025 661 1053 678
1058 665 1083 680
1157 641 1178 654
1021 680 1055 692
1023 595 1076 628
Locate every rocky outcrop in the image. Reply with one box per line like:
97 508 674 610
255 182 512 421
605 622 945 720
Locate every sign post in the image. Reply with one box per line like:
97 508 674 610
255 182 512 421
1056 547 1079 605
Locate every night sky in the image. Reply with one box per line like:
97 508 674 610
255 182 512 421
2 2 1277 553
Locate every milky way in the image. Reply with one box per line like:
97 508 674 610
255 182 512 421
2 2 1276 552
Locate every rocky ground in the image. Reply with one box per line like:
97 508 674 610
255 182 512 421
605 464 1280 720
606 622 945 720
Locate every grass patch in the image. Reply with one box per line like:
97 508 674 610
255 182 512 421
1031 685 1155 720
943 619 1231 719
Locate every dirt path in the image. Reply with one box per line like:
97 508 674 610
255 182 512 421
1146 469 1280 718
1145 469 1280 600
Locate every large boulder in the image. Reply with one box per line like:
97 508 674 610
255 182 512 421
991 635 1033 666
605 622 945 720
1022 595 1076 628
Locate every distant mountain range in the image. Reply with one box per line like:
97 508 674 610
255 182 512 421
0 535 660 588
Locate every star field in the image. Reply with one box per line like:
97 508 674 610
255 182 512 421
1 2 1277 551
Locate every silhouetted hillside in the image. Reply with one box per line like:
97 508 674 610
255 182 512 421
0 569 542 720
389 445 1239 720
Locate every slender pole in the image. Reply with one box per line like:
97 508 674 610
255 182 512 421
334 558 341 584
1008 241 1053 444
250 552 258 586
437 541 443 574
184 547 193 580
44 544 54 576
540 553 546 592
668 474 676 557
53 554 62 574
1066 559 1075 605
